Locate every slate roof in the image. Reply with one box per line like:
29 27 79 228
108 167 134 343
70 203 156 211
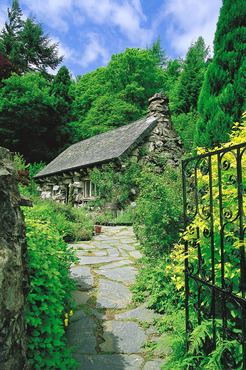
34 116 158 179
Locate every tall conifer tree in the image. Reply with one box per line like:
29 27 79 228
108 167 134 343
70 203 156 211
0 0 63 73
195 0 246 148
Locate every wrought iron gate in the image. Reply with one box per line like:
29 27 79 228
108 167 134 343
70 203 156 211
182 142 246 368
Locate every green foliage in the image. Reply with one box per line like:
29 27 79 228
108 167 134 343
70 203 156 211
14 152 46 198
170 37 210 116
89 161 141 207
160 313 242 370
0 73 71 162
170 113 246 294
72 45 166 141
79 94 141 139
0 0 63 73
29 199 94 242
131 255 182 313
134 164 183 257
112 205 135 225
172 111 199 152
195 0 246 148
24 203 78 369
50 66 73 124
166 37 209 151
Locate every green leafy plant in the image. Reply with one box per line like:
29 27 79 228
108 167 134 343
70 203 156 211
89 161 141 208
29 199 94 242
24 204 78 369
133 163 183 257
14 152 46 198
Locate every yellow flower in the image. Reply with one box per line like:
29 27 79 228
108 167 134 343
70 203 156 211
65 313 68 318
69 310 73 316
64 319 68 327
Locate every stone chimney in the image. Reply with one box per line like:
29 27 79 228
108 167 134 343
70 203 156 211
144 92 184 166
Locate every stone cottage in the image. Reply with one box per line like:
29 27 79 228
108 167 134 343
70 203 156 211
34 92 183 206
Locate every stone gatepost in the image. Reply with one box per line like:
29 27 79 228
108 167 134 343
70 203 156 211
0 147 30 369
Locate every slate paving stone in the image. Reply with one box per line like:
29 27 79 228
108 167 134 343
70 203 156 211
95 266 137 285
130 250 143 259
146 325 158 335
100 239 120 244
96 243 113 249
94 250 108 256
100 321 147 353
97 260 134 269
99 240 115 244
69 243 96 250
68 226 167 369
120 238 137 243
70 266 94 289
143 359 167 369
73 354 144 370
119 248 129 257
79 256 127 265
107 247 120 257
93 241 109 247
74 251 88 257
66 310 97 354
72 290 90 306
89 307 107 320
115 302 161 323
96 279 132 308
119 243 135 251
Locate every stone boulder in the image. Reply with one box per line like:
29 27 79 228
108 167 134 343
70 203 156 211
0 147 30 369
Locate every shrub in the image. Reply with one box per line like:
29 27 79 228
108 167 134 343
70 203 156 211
36 200 94 242
24 204 78 369
14 152 46 198
131 255 183 313
89 161 141 208
133 164 183 257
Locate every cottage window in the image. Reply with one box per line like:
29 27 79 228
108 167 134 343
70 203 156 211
84 181 98 198
84 181 90 197
51 185 59 199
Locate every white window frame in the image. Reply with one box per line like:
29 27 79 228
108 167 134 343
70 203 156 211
83 181 98 198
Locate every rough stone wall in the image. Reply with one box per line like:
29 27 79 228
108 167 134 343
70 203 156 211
0 147 30 370
37 173 93 207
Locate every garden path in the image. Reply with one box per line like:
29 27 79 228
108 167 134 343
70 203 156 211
66 226 169 369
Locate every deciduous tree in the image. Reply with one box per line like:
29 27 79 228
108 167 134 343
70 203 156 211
72 45 166 140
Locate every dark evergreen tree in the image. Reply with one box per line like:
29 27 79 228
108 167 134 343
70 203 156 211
195 0 246 148
0 0 63 73
50 66 72 121
49 66 74 148
171 37 210 115
166 37 209 150
0 0 23 59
